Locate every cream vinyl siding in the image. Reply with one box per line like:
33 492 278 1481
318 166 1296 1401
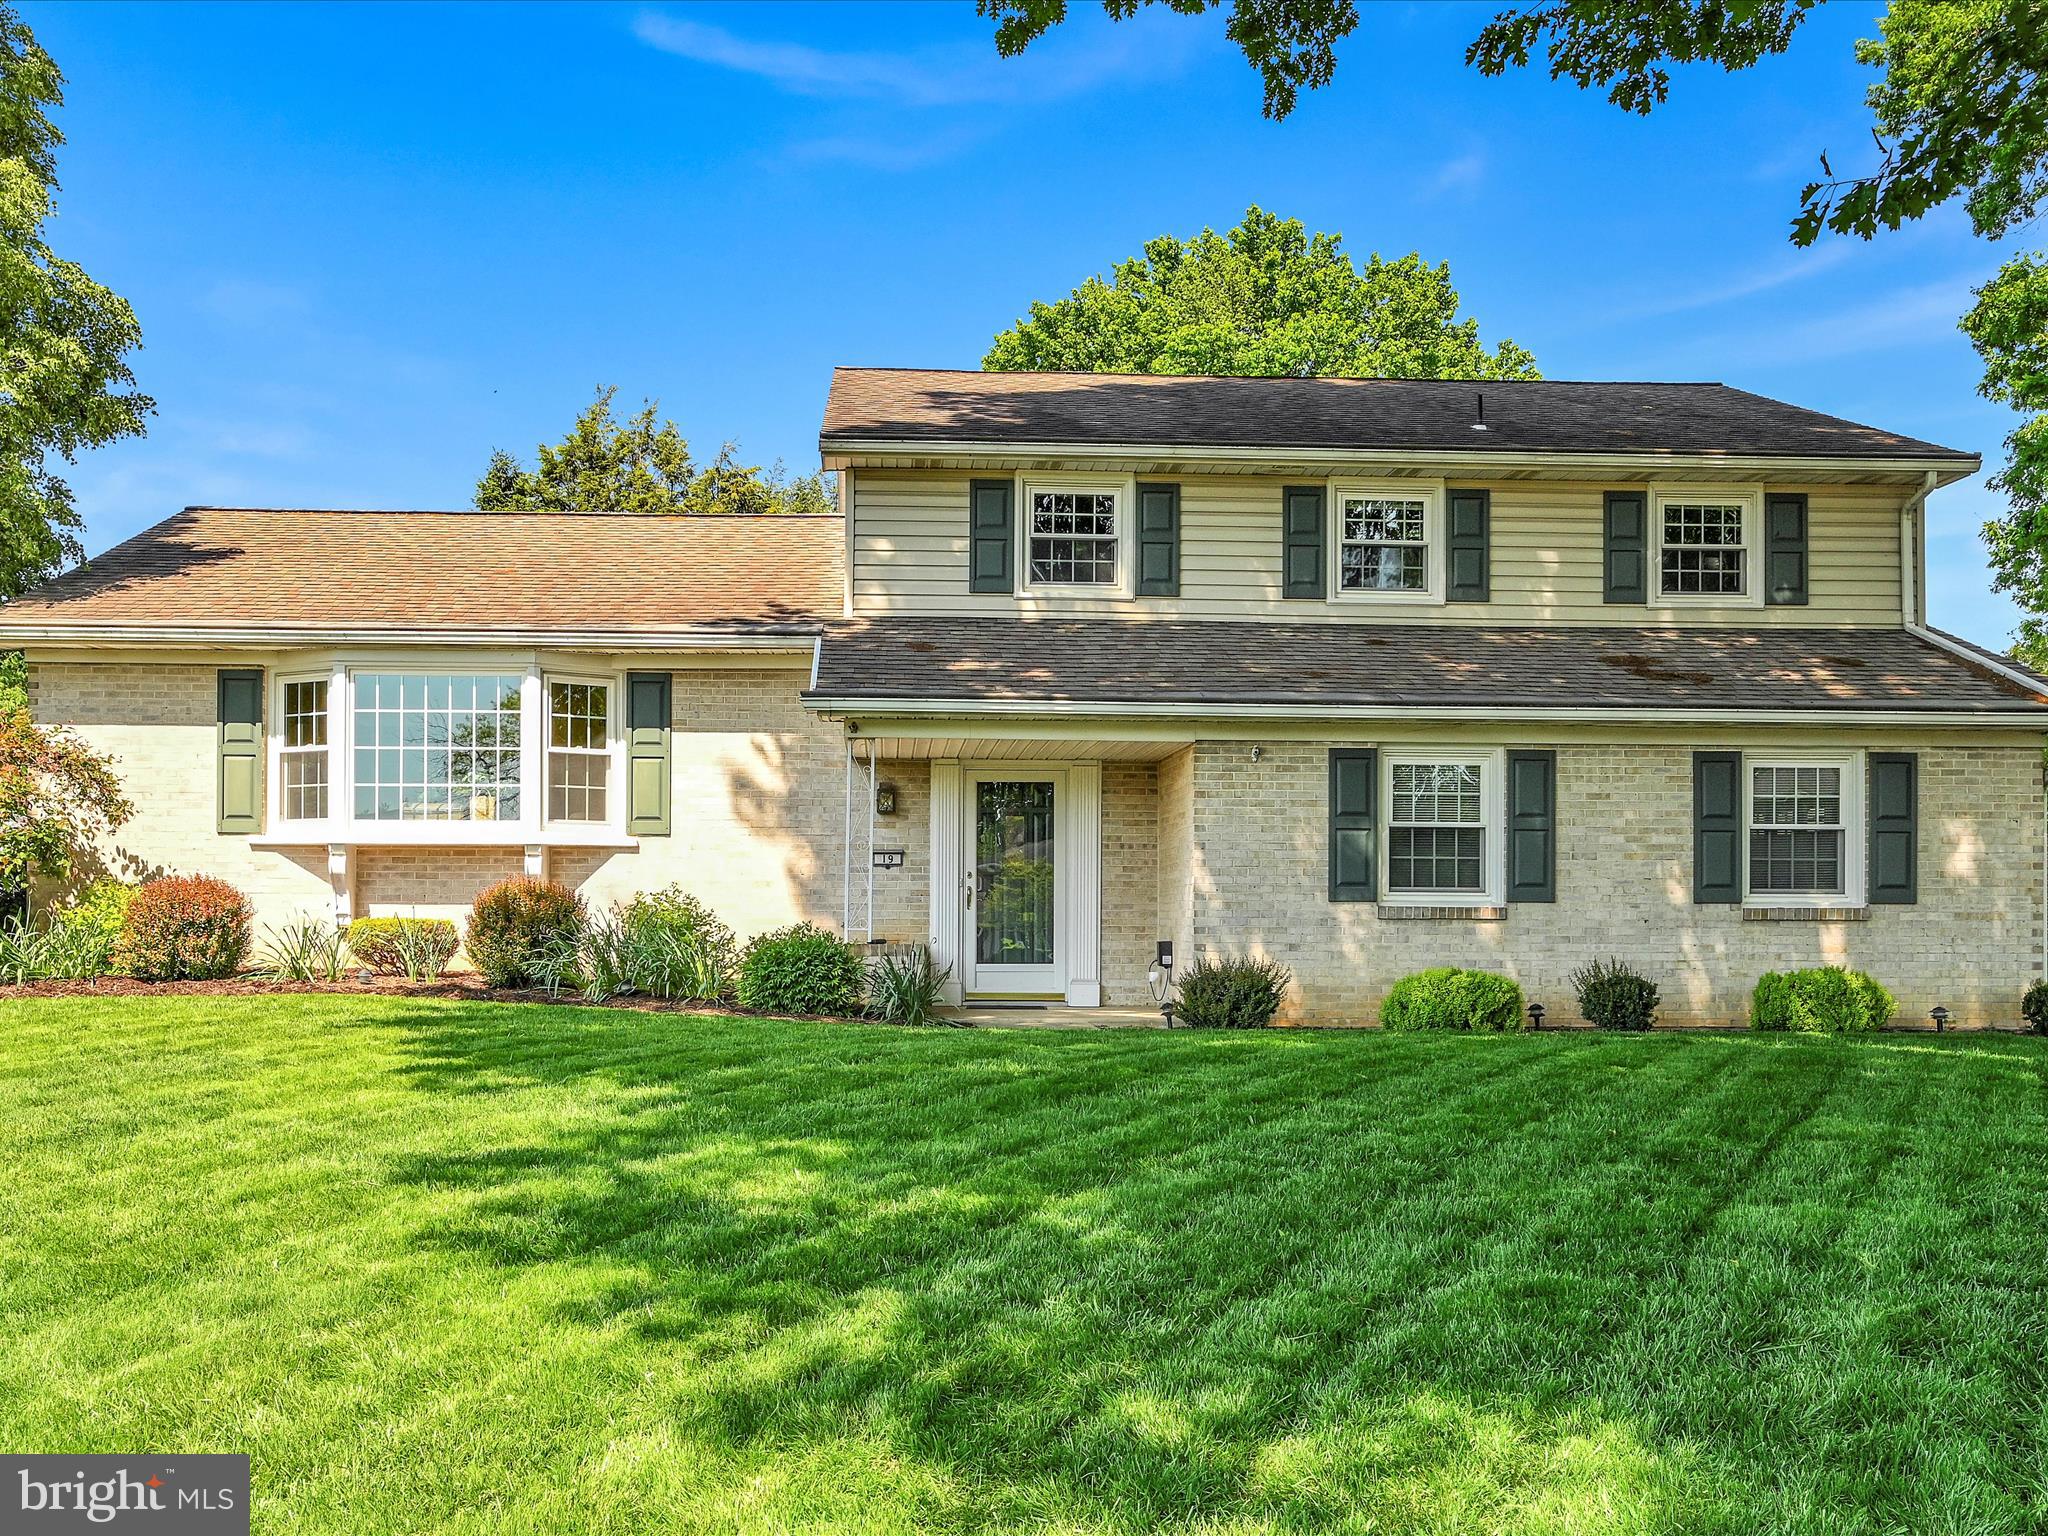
852 471 1905 625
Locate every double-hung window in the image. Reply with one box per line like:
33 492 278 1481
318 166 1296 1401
1333 483 1441 602
547 679 611 823
279 678 329 822
1383 749 1503 903
1746 754 1862 903
1657 490 1757 602
1025 485 1121 588
352 672 524 823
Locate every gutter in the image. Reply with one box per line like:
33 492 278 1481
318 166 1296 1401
0 624 822 651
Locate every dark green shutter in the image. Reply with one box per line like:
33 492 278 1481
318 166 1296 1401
1135 482 1180 597
1692 751 1742 904
1505 749 1556 902
969 478 1014 593
1446 488 1490 603
1328 748 1377 902
1869 752 1917 904
1604 491 1649 604
216 668 263 834
1764 492 1809 606
625 671 672 836
1283 485 1325 600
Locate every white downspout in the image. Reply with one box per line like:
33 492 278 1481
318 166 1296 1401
842 739 854 937
866 750 877 942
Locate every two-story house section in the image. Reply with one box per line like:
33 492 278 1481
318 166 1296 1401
6 368 2046 1024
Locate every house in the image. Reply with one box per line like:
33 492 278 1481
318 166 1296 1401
4 368 2044 1024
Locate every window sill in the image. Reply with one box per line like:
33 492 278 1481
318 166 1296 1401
1376 903 1507 921
1741 904 1868 922
252 825 638 851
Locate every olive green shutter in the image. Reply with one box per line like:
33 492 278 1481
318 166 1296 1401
1604 491 1649 604
1869 752 1917 904
1283 485 1326 600
969 479 1014 593
1445 488 1490 603
625 671 672 836
1135 482 1180 596
1328 748 1377 902
1505 749 1556 902
1764 492 1809 606
216 668 263 834
1692 750 1742 904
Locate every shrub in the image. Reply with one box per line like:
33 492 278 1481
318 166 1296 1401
1570 956 1659 1032
257 920 351 982
736 923 864 1016
865 945 956 1026
117 875 252 981
621 887 736 1001
1380 967 1526 1032
1175 955 1291 1029
25 879 136 979
346 917 460 977
1749 967 1896 1032
466 878 585 989
2025 979 2048 1035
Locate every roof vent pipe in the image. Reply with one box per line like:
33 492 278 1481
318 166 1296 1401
1471 392 1488 432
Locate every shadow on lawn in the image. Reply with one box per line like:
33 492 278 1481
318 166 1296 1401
374 1004 2043 1532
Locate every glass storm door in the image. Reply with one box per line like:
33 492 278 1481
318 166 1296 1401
966 774 1062 997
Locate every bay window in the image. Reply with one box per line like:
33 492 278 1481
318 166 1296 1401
352 672 523 823
547 680 611 823
279 678 329 821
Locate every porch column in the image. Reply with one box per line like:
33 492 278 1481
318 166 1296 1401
928 761 964 1005
1066 761 1102 1006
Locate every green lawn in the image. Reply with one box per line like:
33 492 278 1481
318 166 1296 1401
2 1000 2045 1535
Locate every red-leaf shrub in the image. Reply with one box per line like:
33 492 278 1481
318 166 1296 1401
466 877 584 987
117 875 252 981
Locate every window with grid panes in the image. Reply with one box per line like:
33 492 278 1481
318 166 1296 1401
1660 500 1747 596
1388 760 1486 894
279 678 328 821
1748 762 1846 896
1027 490 1118 585
1340 495 1429 592
547 680 611 822
351 673 523 822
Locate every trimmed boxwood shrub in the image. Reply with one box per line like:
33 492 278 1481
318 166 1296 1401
466 878 585 988
1570 956 1659 1032
2025 979 2048 1035
1175 956 1291 1029
117 875 252 981
1380 966 1525 1032
736 923 864 1016
346 917 459 976
1749 967 1896 1032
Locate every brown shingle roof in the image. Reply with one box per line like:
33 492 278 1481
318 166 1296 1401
807 617 2048 714
822 368 1970 461
0 507 844 635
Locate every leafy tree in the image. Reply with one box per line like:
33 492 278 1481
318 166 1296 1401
0 6 152 599
1965 256 2048 666
986 207 1537 380
477 386 834 516
0 705 130 892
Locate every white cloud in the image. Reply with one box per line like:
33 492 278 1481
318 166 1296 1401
1625 241 1857 319
1662 274 1976 369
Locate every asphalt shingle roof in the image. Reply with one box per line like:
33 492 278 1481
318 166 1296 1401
807 617 2048 714
0 507 845 634
822 368 1970 461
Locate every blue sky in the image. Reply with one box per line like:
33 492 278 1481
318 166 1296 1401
23 0 2031 647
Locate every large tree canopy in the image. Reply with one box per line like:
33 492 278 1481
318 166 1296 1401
475 387 834 517
985 207 1538 380
0 6 152 600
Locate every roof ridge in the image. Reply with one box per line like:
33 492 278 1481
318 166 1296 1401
177 506 844 520
832 366 1731 387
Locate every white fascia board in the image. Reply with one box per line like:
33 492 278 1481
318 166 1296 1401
806 695 2048 729
0 625 819 651
1905 620 2048 699
819 438 1981 485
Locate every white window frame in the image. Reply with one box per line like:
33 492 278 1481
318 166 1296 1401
543 673 622 828
1017 472 1135 598
271 671 338 827
261 657 633 847
1653 486 1763 608
1378 746 1506 906
1742 748 1866 908
1328 479 1445 605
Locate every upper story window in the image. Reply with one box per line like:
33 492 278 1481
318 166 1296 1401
352 672 524 823
1656 489 1759 603
280 678 329 821
1340 495 1428 593
1027 488 1120 587
1747 755 1862 902
1382 748 1503 904
547 680 611 823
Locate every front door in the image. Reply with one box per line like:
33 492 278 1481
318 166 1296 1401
964 772 1063 998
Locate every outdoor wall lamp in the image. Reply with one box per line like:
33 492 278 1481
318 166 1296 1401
875 782 897 816
1250 745 1263 762
1527 1001 1546 1030
1150 939 1177 1027
1931 1005 1951 1033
